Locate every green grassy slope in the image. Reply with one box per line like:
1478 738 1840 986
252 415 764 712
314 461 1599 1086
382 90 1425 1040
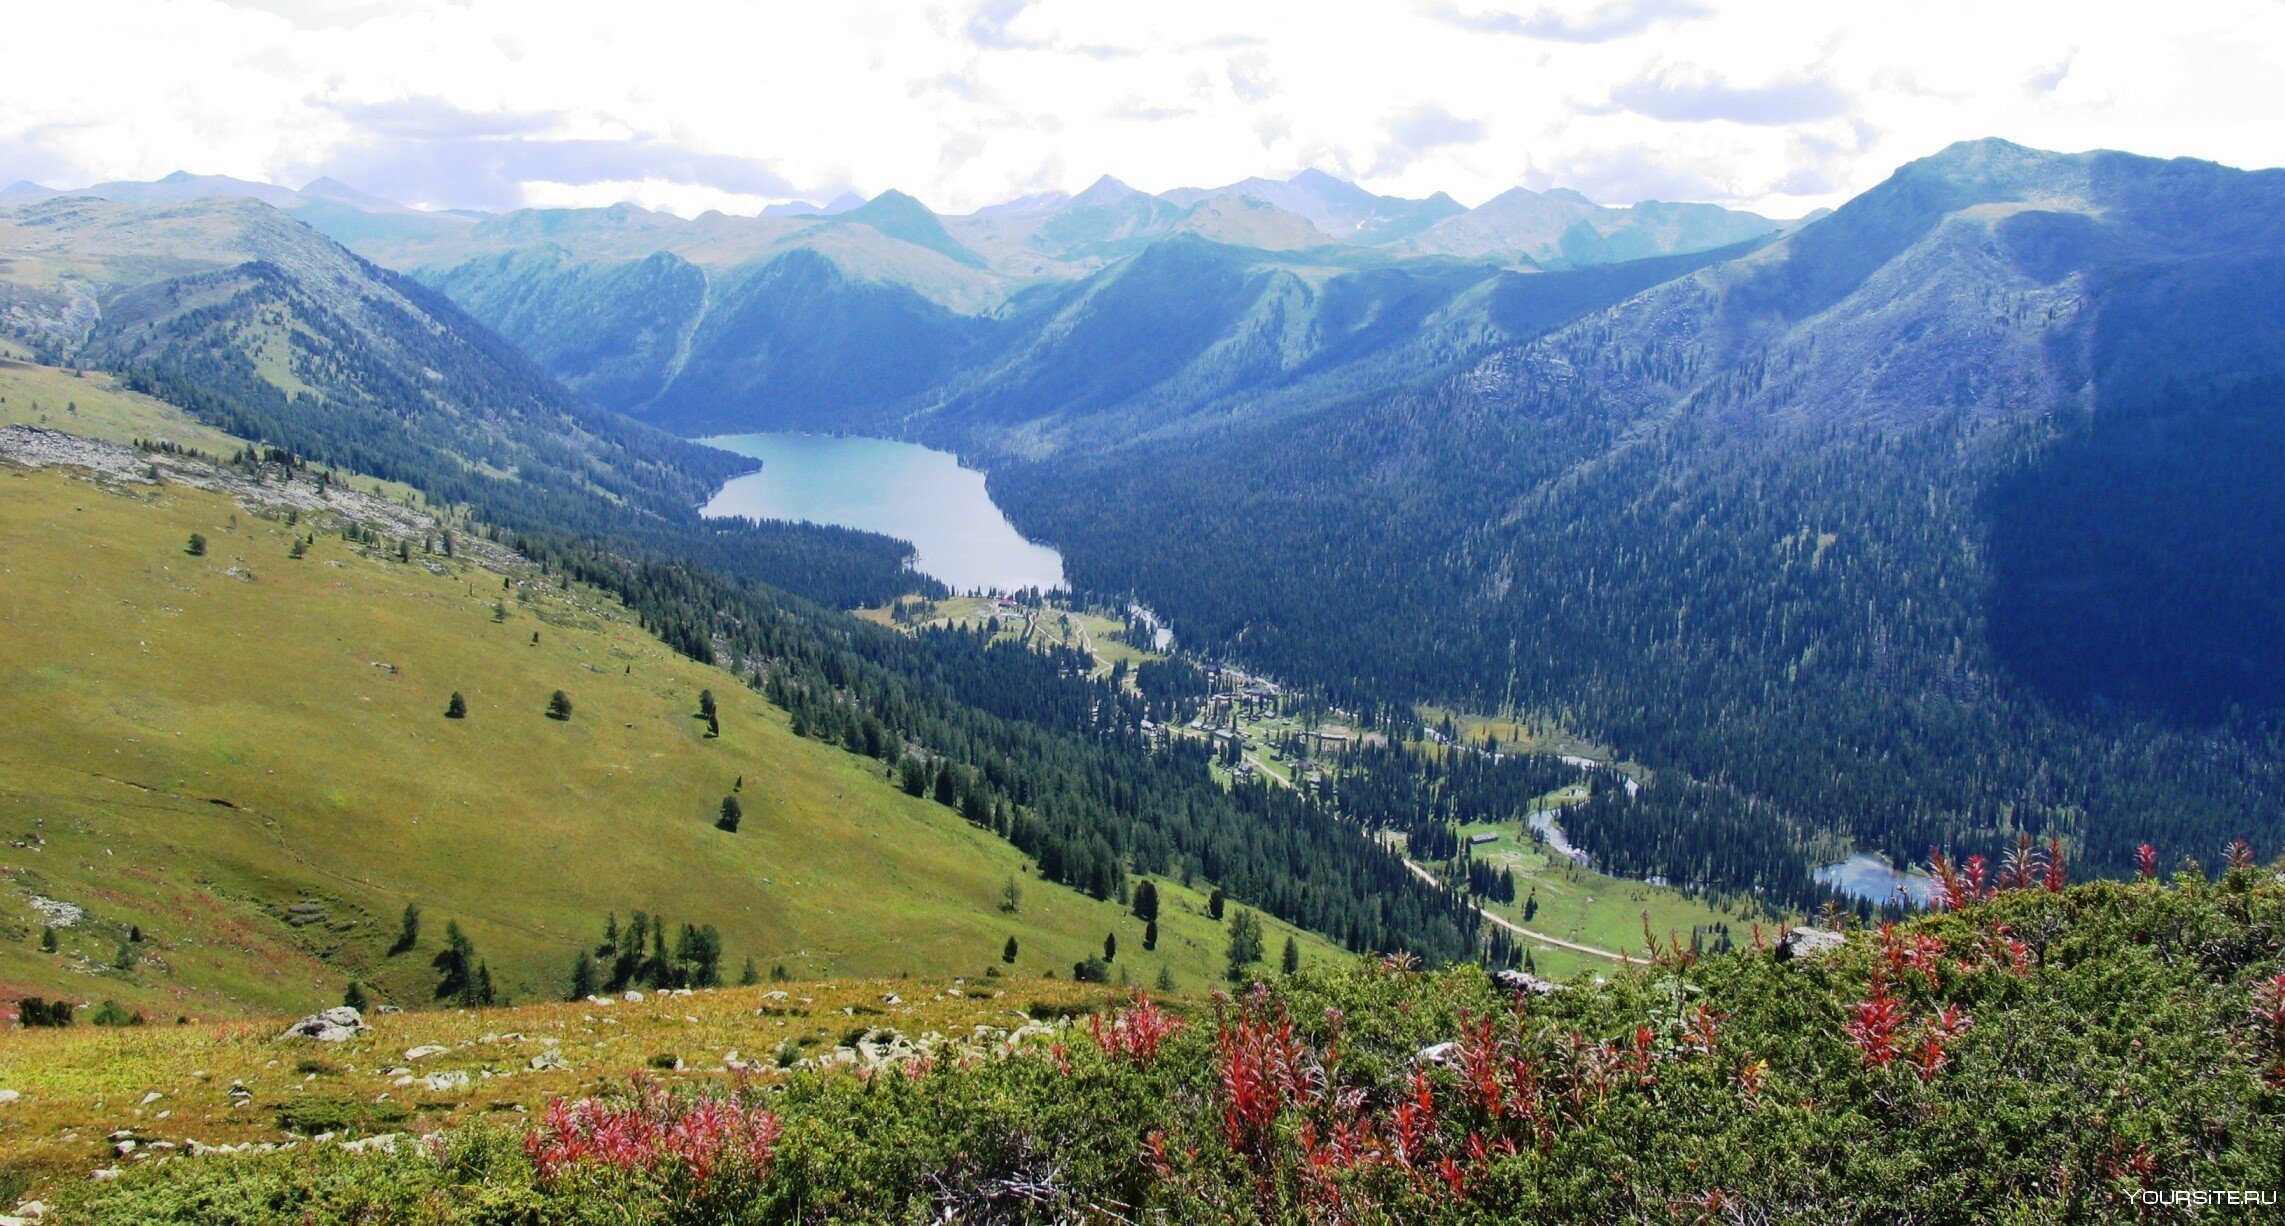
0 432 1334 1021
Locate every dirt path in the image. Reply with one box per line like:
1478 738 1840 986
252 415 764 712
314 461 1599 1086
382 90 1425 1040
1401 857 1646 965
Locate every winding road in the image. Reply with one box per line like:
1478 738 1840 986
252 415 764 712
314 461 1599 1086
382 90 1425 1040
1401 856 1646 965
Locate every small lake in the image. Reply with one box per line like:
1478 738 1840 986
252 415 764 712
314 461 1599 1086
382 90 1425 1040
1816 854 1939 909
700 433 1065 595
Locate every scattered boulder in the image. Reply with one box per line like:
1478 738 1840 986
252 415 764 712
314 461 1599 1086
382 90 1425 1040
527 1050 566 1072
0 1088 19 1104
1491 969 1560 996
1415 1041 1459 1066
404 1044 448 1060
1775 927 1847 961
422 1070 470 1092
279 1007 366 1042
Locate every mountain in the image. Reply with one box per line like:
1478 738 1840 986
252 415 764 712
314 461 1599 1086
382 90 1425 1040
1161 168 1464 243
1170 195 1332 250
986 140 2285 895
760 189 867 217
0 384 1318 1016
1398 186 1782 267
834 189 988 268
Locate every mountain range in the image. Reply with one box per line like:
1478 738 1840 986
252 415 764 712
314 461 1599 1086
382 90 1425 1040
7 136 2283 912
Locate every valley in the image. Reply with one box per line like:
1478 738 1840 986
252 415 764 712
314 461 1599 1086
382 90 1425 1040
0 386 1336 1022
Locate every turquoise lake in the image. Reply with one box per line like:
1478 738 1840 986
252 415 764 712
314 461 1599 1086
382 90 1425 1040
700 433 1065 595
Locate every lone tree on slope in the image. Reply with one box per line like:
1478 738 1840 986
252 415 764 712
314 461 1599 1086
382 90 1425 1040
546 691 573 721
185 533 206 557
389 903 420 955
1225 909 1264 982
717 796 742 833
445 692 468 719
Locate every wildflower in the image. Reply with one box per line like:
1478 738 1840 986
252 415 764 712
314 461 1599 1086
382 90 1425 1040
2227 839 2257 870
524 1077 779 1187
1845 979 1905 1069
1909 1004 1972 1082
2136 844 2159 881
1090 992 1183 1067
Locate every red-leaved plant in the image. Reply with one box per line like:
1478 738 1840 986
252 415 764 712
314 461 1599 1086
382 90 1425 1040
1091 992 1183 1067
525 1076 779 1188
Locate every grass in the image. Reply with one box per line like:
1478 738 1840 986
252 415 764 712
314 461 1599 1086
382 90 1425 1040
0 361 244 455
0 975 1131 1198
0 453 1336 1025
1448 808 1763 980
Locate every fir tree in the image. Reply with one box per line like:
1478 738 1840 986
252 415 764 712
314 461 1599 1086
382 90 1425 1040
1208 888 1226 920
40 927 57 953
570 951 598 1001
739 956 761 986
546 690 573 721
1281 935 1300 975
1155 966 1176 992
445 692 468 719
1002 936 1018 963
390 903 420 955
1225 909 1264 981
717 796 742 832
433 920 477 1002
1144 919 1159 951
1133 879 1160 923
1104 932 1118 962
185 533 206 557
343 981 368 1012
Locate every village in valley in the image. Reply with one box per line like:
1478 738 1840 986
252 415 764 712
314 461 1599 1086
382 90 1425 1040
857 591 1767 978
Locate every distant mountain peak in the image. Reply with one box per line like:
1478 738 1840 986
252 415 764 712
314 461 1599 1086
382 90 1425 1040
1544 187 1598 207
1072 175 1140 208
839 189 988 268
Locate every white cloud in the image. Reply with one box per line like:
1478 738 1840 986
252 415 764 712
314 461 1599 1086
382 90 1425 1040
0 0 2279 217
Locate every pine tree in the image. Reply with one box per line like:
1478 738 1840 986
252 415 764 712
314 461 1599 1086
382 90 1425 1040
343 981 368 1012
1132 879 1160 923
289 537 306 559
40 927 57 953
698 690 717 720
717 796 742 833
1000 876 1022 914
1155 966 1176 992
739 956 761 986
474 962 497 1006
1281 935 1300 975
1002 936 1018 963
1104 932 1118 962
547 690 573 721
1523 891 1538 922
1144 918 1159 951
433 920 476 1002
1208 888 1226 920
1225 909 1264 981
445 692 467 719
570 951 598 1001
390 903 420 955
186 533 206 556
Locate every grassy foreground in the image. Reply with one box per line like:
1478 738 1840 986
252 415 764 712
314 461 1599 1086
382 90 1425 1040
0 439 1332 1021
22 862 2284 1222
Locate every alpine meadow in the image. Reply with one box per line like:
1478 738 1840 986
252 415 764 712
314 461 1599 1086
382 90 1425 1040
2 2 2283 1221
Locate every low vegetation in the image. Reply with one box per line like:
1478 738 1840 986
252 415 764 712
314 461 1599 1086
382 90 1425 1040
26 858 2284 1221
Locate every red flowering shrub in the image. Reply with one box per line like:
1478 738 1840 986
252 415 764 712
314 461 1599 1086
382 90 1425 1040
524 1076 779 1188
1090 992 1183 1067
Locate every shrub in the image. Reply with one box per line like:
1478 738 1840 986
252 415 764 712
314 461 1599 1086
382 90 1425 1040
274 1096 409 1136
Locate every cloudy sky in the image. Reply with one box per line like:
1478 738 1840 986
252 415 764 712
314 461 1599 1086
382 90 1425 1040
4 0 2281 217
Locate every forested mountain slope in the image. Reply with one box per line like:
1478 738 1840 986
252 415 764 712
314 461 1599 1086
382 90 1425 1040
0 194 927 608
0 417 1328 1017
991 140 2285 889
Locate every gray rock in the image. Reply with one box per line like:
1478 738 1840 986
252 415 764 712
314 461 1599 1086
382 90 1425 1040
279 1007 366 1042
1491 969 1560 996
1775 927 1847 960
